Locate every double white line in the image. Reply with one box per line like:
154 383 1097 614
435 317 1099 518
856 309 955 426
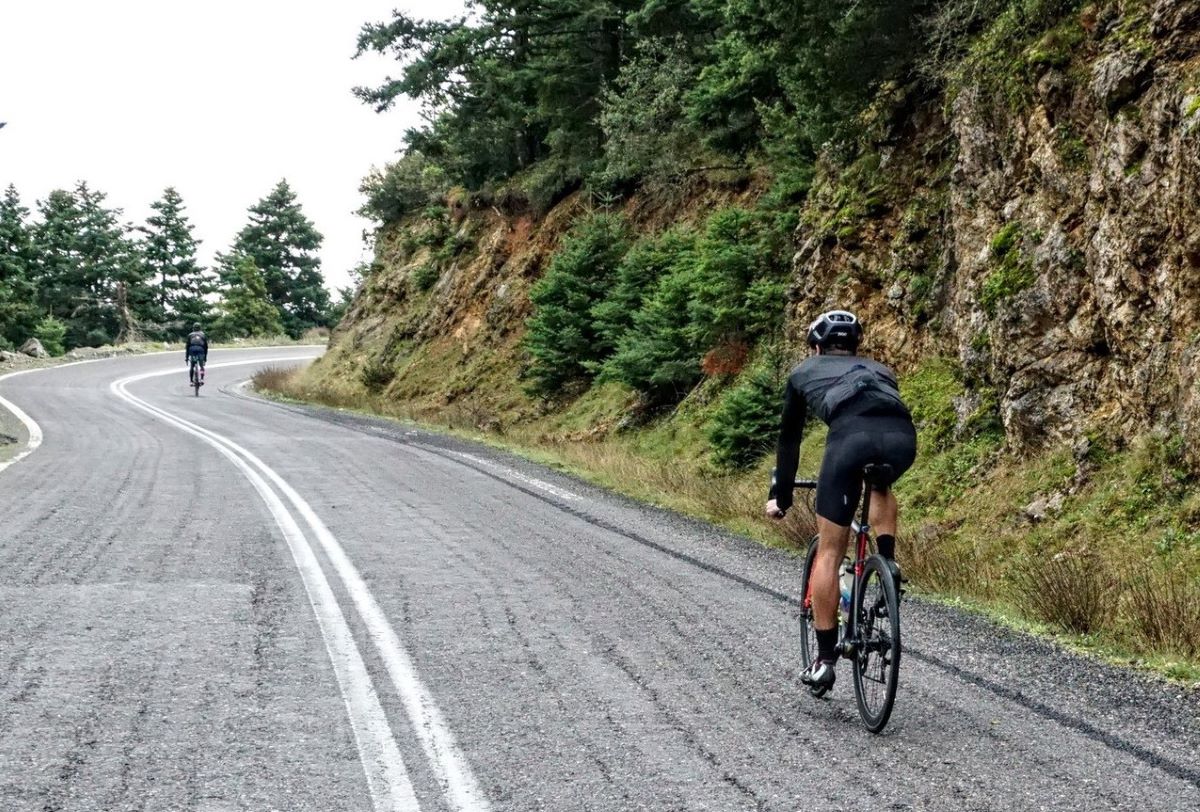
107 358 490 812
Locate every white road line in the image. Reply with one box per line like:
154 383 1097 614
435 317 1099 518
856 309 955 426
448 450 580 502
0 359 107 474
110 358 421 812
114 362 492 812
0 347 321 475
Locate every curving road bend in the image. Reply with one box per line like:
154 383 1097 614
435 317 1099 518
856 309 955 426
0 348 1197 812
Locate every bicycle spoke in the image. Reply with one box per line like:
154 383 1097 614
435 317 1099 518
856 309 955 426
851 556 901 733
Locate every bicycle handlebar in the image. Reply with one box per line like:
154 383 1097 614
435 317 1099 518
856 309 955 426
794 479 817 489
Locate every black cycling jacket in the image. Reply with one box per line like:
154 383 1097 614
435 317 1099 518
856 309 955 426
185 330 208 359
770 353 909 511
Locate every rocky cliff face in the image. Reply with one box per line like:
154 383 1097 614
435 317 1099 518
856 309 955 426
789 0 1200 459
327 1 1200 459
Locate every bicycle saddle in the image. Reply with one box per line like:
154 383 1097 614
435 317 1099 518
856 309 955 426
862 464 894 485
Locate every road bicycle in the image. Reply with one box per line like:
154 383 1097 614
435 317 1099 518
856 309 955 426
795 464 902 733
188 358 204 396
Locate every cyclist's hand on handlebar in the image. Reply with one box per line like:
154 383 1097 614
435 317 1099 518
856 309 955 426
765 499 786 520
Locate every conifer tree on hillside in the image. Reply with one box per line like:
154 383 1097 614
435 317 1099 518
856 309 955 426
32 183 152 348
0 185 41 348
214 254 284 339
140 187 213 337
229 180 329 337
32 188 88 346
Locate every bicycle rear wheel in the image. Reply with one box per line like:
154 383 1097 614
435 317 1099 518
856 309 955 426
798 536 820 671
851 554 901 733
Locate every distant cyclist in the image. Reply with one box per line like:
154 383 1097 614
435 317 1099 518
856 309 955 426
765 310 917 695
185 323 208 386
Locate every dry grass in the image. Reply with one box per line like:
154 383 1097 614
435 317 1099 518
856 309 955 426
1123 567 1200 658
902 523 995 597
251 366 297 393
1013 551 1117 635
255 364 819 551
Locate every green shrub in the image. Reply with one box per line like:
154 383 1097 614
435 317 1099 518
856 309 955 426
360 355 395 393
1056 124 1088 168
82 329 112 348
980 222 1035 314
591 228 697 350
901 357 964 451
521 154 586 216
33 316 67 356
602 207 791 405
602 261 705 404
689 207 787 348
411 264 440 292
523 214 630 395
708 365 782 470
415 207 452 248
358 152 449 224
595 37 705 189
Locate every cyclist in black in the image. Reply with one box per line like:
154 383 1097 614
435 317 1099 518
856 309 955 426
185 323 208 386
765 310 917 695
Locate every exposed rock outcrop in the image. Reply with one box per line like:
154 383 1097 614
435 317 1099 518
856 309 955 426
789 5 1200 460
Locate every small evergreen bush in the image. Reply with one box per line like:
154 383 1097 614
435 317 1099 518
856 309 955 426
33 316 67 356
708 365 782 470
591 228 696 350
602 261 705 403
602 207 790 405
411 264 440 292
523 214 630 395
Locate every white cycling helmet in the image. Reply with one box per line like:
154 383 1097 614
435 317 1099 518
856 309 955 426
806 310 862 350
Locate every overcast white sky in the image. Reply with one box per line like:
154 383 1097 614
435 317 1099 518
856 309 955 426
0 0 463 292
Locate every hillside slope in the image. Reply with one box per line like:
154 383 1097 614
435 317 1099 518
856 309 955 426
292 2 1200 676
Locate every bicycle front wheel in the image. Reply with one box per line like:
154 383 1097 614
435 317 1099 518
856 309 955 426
851 554 901 733
797 536 819 671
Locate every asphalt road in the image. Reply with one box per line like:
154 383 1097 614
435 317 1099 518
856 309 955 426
0 347 1197 812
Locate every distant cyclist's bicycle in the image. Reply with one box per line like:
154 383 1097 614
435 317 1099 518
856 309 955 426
796 464 902 733
188 357 204 396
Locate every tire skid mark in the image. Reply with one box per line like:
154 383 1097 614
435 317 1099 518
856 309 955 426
602 638 770 811
111 660 157 812
461 530 655 807
373 489 671 805
39 662 116 812
462 508 757 807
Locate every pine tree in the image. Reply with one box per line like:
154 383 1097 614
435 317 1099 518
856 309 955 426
214 255 284 339
0 185 41 348
141 187 213 337
32 188 88 345
230 180 329 337
33 183 150 347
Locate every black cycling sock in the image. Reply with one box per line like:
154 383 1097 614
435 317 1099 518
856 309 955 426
877 534 896 560
815 627 839 662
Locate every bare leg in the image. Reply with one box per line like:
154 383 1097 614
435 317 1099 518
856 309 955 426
870 488 898 537
811 516 851 632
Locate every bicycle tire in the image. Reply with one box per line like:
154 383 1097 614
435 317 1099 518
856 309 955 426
798 536 820 671
851 554 901 733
